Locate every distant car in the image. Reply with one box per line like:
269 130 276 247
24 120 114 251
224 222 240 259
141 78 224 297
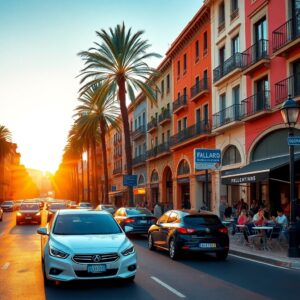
78 202 92 209
1 200 15 212
15 200 24 210
47 202 68 222
16 202 41 225
0 206 3 221
114 207 157 235
37 209 137 285
68 201 78 209
148 209 229 260
96 204 116 214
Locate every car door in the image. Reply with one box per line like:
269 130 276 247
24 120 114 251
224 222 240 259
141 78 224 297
151 212 171 247
161 211 179 247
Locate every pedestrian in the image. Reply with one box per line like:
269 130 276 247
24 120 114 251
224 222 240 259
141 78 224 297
153 202 162 218
219 198 227 221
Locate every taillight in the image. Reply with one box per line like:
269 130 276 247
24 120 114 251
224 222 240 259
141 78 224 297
125 218 135 223
176 227 197 234
218 227 228 234
150 217 157 223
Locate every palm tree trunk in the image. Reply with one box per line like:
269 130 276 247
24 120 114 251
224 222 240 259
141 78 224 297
81 156 84 201
87 144 90 203
93 141 99 205
118 77 134 206
100 120 109 204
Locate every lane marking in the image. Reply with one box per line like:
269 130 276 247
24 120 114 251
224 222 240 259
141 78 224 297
151 276 186 298
229 254 291 270
1 262 10 270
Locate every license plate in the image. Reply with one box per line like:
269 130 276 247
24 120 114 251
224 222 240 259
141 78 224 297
25 217 32 220
87 264 106 273
199 243 216 248
140 220 147 224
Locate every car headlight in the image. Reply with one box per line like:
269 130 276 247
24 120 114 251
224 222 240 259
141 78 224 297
36 212 41 216
121 246 135 256
49 245 69 259
17 212 22 216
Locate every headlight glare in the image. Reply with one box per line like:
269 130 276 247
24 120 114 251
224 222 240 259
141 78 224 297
121 246 135 256
49 245 69 259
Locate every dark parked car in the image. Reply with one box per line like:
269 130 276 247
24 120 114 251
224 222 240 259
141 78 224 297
16 202 41 225
114 207 157 235
1 200 15 212
148 209 229 260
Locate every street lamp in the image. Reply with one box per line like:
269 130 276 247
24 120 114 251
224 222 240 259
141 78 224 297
280 95 300 257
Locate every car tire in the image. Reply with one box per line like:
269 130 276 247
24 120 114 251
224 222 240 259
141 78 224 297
216 250 228 260
148 234 155 251
169 238 180 260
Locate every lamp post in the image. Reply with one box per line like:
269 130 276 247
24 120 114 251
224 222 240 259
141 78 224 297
280 95 300 257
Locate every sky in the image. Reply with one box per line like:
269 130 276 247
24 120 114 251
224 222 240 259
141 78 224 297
0 0 203 173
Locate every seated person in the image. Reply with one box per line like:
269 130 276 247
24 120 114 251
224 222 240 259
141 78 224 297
238 209 251 225
253 208 267 226
272 208 288 228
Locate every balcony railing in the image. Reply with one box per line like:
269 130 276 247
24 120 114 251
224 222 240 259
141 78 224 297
147 142 170 159
240 90 271 119
170 120 211 147
172 95 187 113
272 13 300 53
113 137 122 145
132 153 147 166
190 78 209 99
212 104 242 129
158 109 171 124
147 118 157 132
213 52 243 83
131 125 146 140
242 39 269 69
113 167 122 175
275 73 300 105
230 8 239 21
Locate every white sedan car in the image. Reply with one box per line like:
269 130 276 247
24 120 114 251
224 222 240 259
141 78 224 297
37 209 137 285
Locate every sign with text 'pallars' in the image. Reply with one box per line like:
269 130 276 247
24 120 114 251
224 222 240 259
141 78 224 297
194 148 221 171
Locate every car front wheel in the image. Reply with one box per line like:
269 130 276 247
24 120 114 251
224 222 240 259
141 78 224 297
148 234 155 251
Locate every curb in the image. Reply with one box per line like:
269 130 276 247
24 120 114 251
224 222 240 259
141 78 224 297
229 249 300 270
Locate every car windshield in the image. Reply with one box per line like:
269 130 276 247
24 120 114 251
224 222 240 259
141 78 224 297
126 208 152 216
50 203 67 209
20 203 39 210
2 201 13 205
183 215 221 226
53 214 122 235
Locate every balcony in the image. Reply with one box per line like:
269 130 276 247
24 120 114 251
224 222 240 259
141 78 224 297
190 78 209 101
169 120 211 148
230 8 239 21
275 73 300 105
147 142 170 160
272 13 300 56
172 95 187 114
212 104 242 129
147 118 157 133
240 91 271 120
132 153 147 167
131 125 146 141
112 167 122 175
242 39 270 75
158 109 171 126
213 53 243 86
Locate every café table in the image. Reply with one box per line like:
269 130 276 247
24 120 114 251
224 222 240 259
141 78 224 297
252 226 274 250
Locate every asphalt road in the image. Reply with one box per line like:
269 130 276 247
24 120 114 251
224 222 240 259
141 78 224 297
0 210 299 300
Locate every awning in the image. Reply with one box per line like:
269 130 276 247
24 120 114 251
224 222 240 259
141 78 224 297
134 188 146 195
221 154 300 185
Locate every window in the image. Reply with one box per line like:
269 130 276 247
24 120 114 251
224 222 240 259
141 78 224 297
183 87 187 101
178 159 190 175
203 31 208 53
178 120 182 132
203 70 208 89
161 80 164 97
167 130 170 142
183 117 187 129
142 112 145 126
233 85 240 119
177 60 180 79
196 108 201 124
222 145 241 166
166 74 170 93
231 0 239 20
204 104 209 125
134 119 137 130
151 170 159 182
219 46 225 65
231 35 240 55
155 137 158 147
195 40 199 61
162 133 165 144
183 53 187 73
219 1 225 31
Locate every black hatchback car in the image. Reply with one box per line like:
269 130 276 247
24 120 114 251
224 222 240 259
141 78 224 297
148 209 229 260
114 207 157 235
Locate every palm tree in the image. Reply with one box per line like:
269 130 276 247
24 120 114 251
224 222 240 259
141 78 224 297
74 83 120 204
78 23 161 206
0 125 12 201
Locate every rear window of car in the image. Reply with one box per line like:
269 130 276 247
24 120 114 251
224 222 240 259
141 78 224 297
183 215 221 226
2 201 13 205
126 208 152 216
50 203 67 209
20 203 39 210
53 214 122 235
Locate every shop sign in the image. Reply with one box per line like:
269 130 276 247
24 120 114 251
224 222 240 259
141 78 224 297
194 148 221 171
288 136 300 145
123 175 137 187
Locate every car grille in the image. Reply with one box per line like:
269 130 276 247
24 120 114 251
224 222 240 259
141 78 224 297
75 269 118 277
72 253 120 264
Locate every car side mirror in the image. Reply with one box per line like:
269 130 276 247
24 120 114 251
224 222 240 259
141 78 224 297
37 227 48 235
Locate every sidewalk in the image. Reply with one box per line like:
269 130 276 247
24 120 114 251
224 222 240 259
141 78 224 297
229 235 300 270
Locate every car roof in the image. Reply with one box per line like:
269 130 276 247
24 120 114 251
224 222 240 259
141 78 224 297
57 209 110 215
